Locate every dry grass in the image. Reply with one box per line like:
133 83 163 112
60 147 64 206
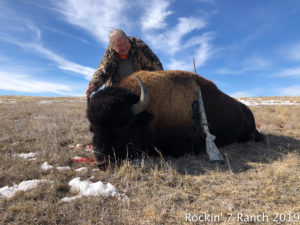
0 96 299 225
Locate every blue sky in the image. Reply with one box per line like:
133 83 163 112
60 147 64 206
0 0 300 97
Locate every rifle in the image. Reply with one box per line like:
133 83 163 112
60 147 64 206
193 58 224 162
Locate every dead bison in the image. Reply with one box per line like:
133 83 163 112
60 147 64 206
87 70 264 164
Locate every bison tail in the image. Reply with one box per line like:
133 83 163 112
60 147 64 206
254 130 264 142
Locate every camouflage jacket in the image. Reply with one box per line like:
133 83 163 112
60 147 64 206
89 37 163 89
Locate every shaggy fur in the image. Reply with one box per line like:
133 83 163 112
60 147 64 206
87 70 264 163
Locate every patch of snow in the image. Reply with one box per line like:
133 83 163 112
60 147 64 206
41 163 71 171
71 156 82 160
14 152 37 160
68 144 75 150
75 167 88 172
0 179 48 198
33 115 47 120
76 144 83 148
60 178 128 203
0 100 2 104
39 100 53 104
60 195 82 202
57 166 71 171
69 177 118 197
41 162 54 171
239 99 300 106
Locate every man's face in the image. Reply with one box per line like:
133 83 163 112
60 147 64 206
113 36 131 55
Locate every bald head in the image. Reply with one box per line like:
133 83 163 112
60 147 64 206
109 29 131 55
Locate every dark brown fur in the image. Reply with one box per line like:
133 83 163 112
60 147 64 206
87 70 264 163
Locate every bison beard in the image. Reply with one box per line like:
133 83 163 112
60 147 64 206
86 70 264 166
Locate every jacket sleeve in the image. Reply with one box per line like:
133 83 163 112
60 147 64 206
89 47 115 89
136 39 164 71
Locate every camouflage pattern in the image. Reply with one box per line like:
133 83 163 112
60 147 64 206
89 37 164 89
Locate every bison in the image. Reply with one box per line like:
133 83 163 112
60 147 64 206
87 70 264 165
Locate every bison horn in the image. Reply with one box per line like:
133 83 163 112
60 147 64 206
131 75 149 115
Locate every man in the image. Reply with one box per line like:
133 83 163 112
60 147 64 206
86 29 163 98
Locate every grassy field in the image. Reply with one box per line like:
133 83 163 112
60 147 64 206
0 96 299 225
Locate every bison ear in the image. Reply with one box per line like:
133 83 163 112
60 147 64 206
136 111 153 126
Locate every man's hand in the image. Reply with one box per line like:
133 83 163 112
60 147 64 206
85 85 97 99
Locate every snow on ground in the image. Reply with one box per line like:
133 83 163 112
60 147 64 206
57 166 71 171
69 177 118 197
41 162 71 171
41 162 54 171
71 156 82 160
239 99 300 106
39 100 53 104
38 99 85 104
33 115 47 120
60 177 118 202
60 195 82 202
0 179 49 198
75 167 88 172
2 150 123 203
14 152 37 160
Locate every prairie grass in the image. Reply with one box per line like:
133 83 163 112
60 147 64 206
0 96 299 225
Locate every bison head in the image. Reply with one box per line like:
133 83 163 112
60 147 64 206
87 76 153 163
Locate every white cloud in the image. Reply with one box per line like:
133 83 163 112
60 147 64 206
230 91 255 98
144 16 211 70
216 57 271 75
167 59 192 71
276 85 300 96
51 0 130 44
274 67 300 78
229 87 264 97
44 26 90 45
216 68 247 75
0 71 80 96
282 43 300 62
196 0 215 3
2 1 216 85
0 34 94 80
289 47 300 61
0 8 95 80
147 17 207 55
141 0 173 30
26 23 42 41
242 57 270 69
29 44 95 80
50 0 213 69
166 32 214 70
194 33 213 67
170 17 207 53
